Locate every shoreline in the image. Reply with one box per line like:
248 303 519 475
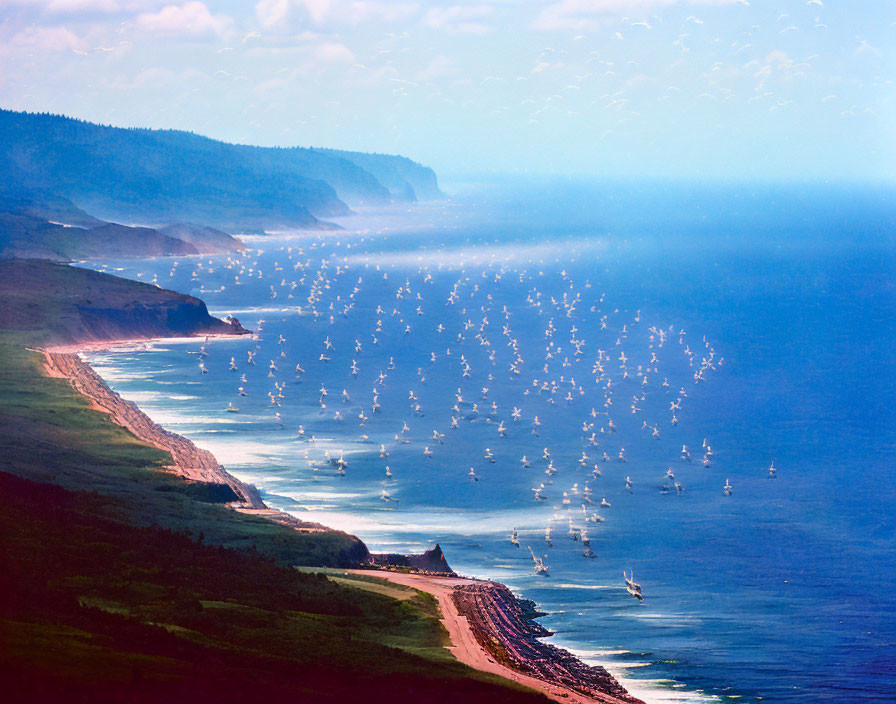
346 570 643 704
40 337 341 536
43 331 251 356
40 334 642 704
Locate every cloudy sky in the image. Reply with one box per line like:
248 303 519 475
1 0 893 181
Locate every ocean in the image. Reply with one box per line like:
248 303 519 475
80 178 896 703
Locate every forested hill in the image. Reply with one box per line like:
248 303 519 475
0 109 442 232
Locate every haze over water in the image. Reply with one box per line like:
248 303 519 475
83 179 895 704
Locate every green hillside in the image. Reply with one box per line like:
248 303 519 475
0 109 442 232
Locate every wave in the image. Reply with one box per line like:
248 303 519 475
105 390 199 402
615 611 703 626
566 649 726 704
607 675 725 704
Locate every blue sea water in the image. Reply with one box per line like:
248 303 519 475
80 179 895 703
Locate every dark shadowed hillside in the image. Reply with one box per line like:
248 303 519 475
0 260 246 345
0 188 104 228
157 223 246 253
0 191 245 260
0 109 442 232
0 212 200 261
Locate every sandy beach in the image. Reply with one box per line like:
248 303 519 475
345 570 642 704
42 347 264 504
40 341 342 536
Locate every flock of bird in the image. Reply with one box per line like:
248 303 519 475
119 231 778 582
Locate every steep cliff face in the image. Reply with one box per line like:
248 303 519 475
319 148 443 202
0 259 247 345
74 300 245 342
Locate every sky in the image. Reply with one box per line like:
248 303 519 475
1 0 894 181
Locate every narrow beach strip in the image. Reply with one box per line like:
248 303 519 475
40 342 336 535
345 570 643 704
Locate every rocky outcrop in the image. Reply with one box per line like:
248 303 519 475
370 543 455 574
74 300 246 341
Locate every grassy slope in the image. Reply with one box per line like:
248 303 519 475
0 470 544 704
0 334 364 566
0 269 548 702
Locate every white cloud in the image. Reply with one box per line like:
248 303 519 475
348 1 418 25
127 66 209 89
424 5 493 34
4 0 123 11
255 0 418 30
256 0 292 29
314 41 355 63
416 55 458 82
137 2 233 38
46 0 121 11
296 0 333 24
8 25 88 51
764 49 793 70
532 0 745 31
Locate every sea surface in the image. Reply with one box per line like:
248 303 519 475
80 178 895 703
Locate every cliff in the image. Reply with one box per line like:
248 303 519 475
318 148 443 202
0 259 247 345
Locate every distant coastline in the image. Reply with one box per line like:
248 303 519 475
0 108 443 236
